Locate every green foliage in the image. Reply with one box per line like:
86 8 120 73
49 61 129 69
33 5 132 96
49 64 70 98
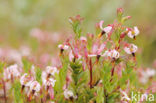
70 61 82 85
0 5 155 103
35 67 42 84
22 58 32 73
69 17 82 39
0 61 5 73
96 87 104 103
13 81 23 103
72 21 82 38
107 92 119 103
77 87 95 103
55 57 69 93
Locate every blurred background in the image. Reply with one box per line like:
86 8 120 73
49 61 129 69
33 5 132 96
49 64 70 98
0 0 156 67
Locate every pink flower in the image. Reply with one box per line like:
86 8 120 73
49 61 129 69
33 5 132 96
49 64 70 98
80 36 87 42
58 44 69 55
30 81 40 91
98 20 112 38
3 64 20 81
139 68 155 84
43 77 56 88
28 81 41 99
124 44 137 55
127 26 139 39
27 81 40 100
58 44 69 50
46 66 59 77
64 89 77 100
103 49 120 59
20 73 34 87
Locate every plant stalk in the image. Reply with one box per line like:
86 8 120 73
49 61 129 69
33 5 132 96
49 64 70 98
2 79 7 103
89 58 93 88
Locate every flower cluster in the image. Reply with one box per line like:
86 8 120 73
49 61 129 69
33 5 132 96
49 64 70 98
3 64 21 81
0 8 155 103
20 73 40 100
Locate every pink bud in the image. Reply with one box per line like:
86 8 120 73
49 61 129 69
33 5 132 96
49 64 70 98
80 36 87 42
49 86 54 100
120 32 126 38
122 16 132 22
87 33 94 39
69 15 84 24
99 20 104 30
97 43 106 54
117 8 124 15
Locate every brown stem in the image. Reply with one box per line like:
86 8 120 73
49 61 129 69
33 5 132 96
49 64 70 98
110 67 115 82
2 79 7 103
21 85 25 93
111 67 115 77
104 89 108 103
40 87 45 103
89 58 93 88
112 86 120 93
11 74 14 83
41 98 44 103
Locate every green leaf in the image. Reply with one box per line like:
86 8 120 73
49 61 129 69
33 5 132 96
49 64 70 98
35 67 42 84
96 87 104 103
0 61 5 73
13 81 23 103
22 58 32 73
55 57 69 92
72 21 82 38
107 92 119 103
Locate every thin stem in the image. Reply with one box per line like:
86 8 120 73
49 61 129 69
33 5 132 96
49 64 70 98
11 74 14 83
110 67 114 82
104 89 108 103
2 79 7 103
111 67 115 77
110 60 116 82
89 58 93 88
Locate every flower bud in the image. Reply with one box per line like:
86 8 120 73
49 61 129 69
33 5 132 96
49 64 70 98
69 15 84 24
122 16 132 22
117 8 124 17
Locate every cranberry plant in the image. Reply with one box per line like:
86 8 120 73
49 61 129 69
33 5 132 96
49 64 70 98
0 8 155 103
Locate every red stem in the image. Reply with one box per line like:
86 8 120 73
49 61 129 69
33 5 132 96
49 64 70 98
110 67 115 82
89 58 93 88
111 67 115 77
2 79 7 103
